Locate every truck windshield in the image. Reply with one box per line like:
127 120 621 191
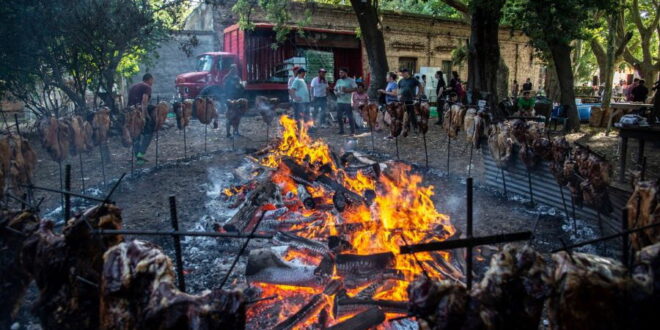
196 55 213 72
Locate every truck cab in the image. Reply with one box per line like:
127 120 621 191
175 52 239 100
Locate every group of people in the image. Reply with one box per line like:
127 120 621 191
620 78 650 102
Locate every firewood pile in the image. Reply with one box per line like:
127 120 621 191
0 204 246 329
409 242 660 330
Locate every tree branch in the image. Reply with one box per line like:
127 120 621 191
439 0 470 20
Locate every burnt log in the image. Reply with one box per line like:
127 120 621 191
273 231 332 257
245 248 329 288
223 180 281 232
327 307 385 330
273 279 341 330
336 252 395 276
333 289 407 318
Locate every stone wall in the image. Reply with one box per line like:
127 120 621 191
130 30 217 101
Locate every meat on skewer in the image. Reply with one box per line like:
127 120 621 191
92 107 111 146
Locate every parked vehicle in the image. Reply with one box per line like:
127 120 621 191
175 23 364 104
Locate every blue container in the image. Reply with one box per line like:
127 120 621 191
577 103 600 122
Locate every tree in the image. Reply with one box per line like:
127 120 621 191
505 0 615 131
622 0 659 81
0 0 185 117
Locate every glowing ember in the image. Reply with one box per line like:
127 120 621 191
243 115 456 327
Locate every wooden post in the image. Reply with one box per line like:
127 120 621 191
64 164 71 221
168 196 186 292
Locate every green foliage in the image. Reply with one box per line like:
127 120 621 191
503 0 615 52
380 0 464 19
0 0 186 115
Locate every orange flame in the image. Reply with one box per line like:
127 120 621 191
247 115 455 326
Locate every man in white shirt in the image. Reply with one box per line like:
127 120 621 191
287 66 300 102
310 68 329 127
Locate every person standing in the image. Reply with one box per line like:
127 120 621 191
289 67 311 129
517 91 536 116
223 64 244 136
397 68 421 134
334 68 358 135
377 72 399 134
631 79 649 102
310 68 329 127
127 73 154 165
352 83 369 129
434 71 446 125
626 78 640 101
522 78 533 92
511 79 520 98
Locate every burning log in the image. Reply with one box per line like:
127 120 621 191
223 180 281 232
333 290 408 317
101 240 246 329
0 211 40 328
328 307 385 330
297 184 315 209
17 204 123 329
273 279 341 330
245 248 330 288
273 231 332 257
335 252 395 276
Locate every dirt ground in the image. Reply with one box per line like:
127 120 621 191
10 111 641 328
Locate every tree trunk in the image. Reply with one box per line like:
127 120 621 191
497 57 509 102
349 0 388 99
549 42 580 131
467 0 505 117
590 39 608 85
601 10 619 109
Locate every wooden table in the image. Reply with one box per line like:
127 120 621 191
616 125 660 182
606 102 654 135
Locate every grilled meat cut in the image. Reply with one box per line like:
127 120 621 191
626 181 659 251
361 103 379 130
39 116 69 162
443 104 466 138
101 240 246 329
0 211 40 328
175 100 193 129
256 96 277 126
121 106 145 147
92 107 111 146
488 122 514 167
6 135 37 193
386 102 404 137
152 101 169 131
226 98 249 136
60 116 86 155
19 204 123 329
194 97 218 125
408 278 468 330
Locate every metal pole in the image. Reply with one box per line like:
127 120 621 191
266 124 270 147
500 167 508 198
78 153 85 192
621 208 629 268
467 143 474 177
155 129 159 167
130 144 134 176
219 211 268 289
570 195 576 220
395 136 399 160
446 137 451 174
466 177 473 290
168 196 186 292
64 164 71 221
423 134 429 168
558 186 574 233
183 125 188 159
58 161 64 213
14 114 21 135
370 123 375 152
21 184 108 203
93 229 273 239
100 144 107 185
526 169 535 205
204 123 208 153
640 157 647 181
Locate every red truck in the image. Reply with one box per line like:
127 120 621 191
175 23 364 103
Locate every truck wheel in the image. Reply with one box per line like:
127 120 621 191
199 86 226 114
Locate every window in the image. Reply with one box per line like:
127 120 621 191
219 56 235 71
398 57 418 74
196 55 214 72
